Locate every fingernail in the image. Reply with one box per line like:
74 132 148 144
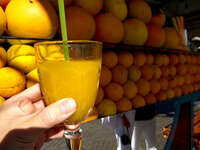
60 98 77 114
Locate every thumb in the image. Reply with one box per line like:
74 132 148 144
31 98 77 129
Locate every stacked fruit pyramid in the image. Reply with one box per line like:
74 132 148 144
95 51 200 116
0 0 198 118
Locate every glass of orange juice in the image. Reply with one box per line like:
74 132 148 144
34 40 102 150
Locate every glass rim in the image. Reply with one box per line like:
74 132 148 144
34 40 102 46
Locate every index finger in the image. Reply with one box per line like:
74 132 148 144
10 84 42 103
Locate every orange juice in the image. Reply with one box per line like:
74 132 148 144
38 60 101 124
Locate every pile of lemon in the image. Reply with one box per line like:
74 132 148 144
0 45 39 105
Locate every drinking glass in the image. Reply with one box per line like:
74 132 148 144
34 40 102 150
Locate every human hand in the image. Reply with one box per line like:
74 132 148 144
0 84 77 150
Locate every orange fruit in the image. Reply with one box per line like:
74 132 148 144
140 65 153 80
194 65 198 74
112 65 128 84
95 87 104 105
145 23 165 47
150 14 166 27
194 84 199 91
180 76 185 86
102 50 118 68
104 0 128 20
169 54 178 65
145 93 157 105
123 18 148 45
74 0 103 16
174 87 182 97
146 53 154 65
187 64 193 74
136 79 150 96
154 54 164 66
104 82 124 101
168 65 176 77
95 13 124 43
176 64 187 75
129 0 152 24
134 52 146 67
166 88 175 99
184 75 192 84
6 0 58 38
168 79 177 89
160 66 169 77
66 6 95 40
197 65 200 73
194 74 200 83
123 80 138 99
186 55 192 64
178 54 186 64
191 65 197 74
118 51 134 68
197 56 200 65
176 75 184 86
100 66 112 87
97 99 117 116
116 97 132 113
128 66 141 82
149 79 161 94
159 78 168 90
152 65 162 79
163 27 179 49
156 91 167 101
188 84 194 93
132 95 146 108
163 54 169 66
191 55 197 64
182 84 189 95
0 6 6 36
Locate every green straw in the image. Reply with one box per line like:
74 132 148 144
58 0 70 61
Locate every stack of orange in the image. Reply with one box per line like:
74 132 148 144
96 50 200 117
0 0 186 51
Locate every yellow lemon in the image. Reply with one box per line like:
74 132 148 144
97 99 117 117
26 79 38 88
0 96 5 106
7 45 36 73
47 45 62 55
0 67 26 98
0 46 7 68
5 0 58 38
0 7 6 35
37 45 64 61
26 68 39 82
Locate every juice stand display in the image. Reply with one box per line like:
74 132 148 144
0 0 200 150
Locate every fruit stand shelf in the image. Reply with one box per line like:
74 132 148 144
103 43 200 55
1 36 200 55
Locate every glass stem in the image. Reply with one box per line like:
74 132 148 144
64 128 82 150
